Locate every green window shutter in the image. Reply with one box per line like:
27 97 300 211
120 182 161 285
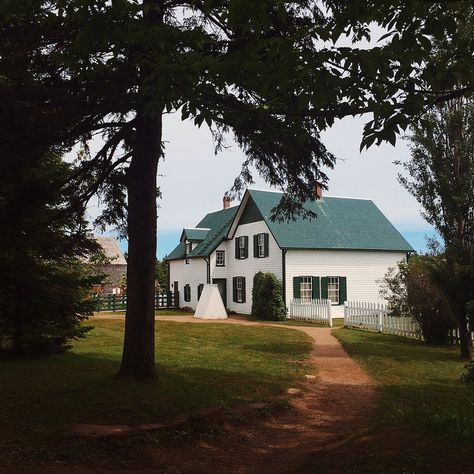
339 277 347 305
253 234 259 258
293 277 301 298
232 277 237 302
242 277 246 302
321 277 329 300
235 238 240 260
312 277 320 299
244 236 249 259
264 233 269 257
197 284 203 300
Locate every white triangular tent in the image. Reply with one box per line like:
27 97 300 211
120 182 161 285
194 284 228 320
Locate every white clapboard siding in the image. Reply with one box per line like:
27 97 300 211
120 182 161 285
169 258 208 309
344 301 422 340
285 250 407 318
288 299 332 326
212 220 283 314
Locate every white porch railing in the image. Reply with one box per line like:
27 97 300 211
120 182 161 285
288 299 332 326
344 301 422 340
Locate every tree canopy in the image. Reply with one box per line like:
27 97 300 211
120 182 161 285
400 98 474 358
1 0 473 377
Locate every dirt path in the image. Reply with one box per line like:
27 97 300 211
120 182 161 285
129 316 377 473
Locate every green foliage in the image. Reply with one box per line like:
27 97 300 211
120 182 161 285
399 99 474 355
380 254 453 344
155 259 168 292
0 151 103 355
251 272 287 321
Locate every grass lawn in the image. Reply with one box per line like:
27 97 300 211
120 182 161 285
334 328 474 442
0 319 312 467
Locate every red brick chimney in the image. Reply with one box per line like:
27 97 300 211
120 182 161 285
223 196 231 209
314 182 323 199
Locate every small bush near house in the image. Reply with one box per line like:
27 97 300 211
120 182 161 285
380 254 452 344
251 272 287 321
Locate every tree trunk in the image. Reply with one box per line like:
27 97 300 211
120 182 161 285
458 311 472 360
117 112 161 380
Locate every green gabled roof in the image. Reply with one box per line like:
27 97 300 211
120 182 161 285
189 206 239 257
166 241 186 260
165 206 238 261
181 227 210 242
247 189 414 252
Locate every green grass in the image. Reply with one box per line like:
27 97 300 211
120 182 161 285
0 319 312 466
334 328 474 442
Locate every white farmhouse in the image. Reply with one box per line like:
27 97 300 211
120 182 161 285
165 188 414 317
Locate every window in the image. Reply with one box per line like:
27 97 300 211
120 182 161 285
184 284 191 302
239 237 246 259
236 277 244 303
257 233 265 257
300 276 312 302
235 236 248 260
327 277 339 305
253 233 269 258
233 276 246 303
185 242 191 264
197 284 204 300
216 250 225 266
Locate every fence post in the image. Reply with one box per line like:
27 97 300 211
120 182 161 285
378 303 383 333
328 301 333 327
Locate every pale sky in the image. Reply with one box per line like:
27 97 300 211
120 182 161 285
88 111 435 259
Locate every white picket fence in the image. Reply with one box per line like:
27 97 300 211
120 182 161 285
288 298 332 326
344 301 422 340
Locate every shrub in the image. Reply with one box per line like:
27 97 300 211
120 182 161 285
380 254 453 344
251 272 287 321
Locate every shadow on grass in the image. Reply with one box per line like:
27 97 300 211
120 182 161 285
0 350 300 445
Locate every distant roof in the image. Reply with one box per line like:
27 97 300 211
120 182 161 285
95 237 127 265
242 189 414 252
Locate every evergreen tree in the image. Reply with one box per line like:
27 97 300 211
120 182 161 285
0 151 102 355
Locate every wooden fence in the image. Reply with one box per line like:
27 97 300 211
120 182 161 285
344 301 474 345
95 292 179 312
288 299 332 326
343 301 422 339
